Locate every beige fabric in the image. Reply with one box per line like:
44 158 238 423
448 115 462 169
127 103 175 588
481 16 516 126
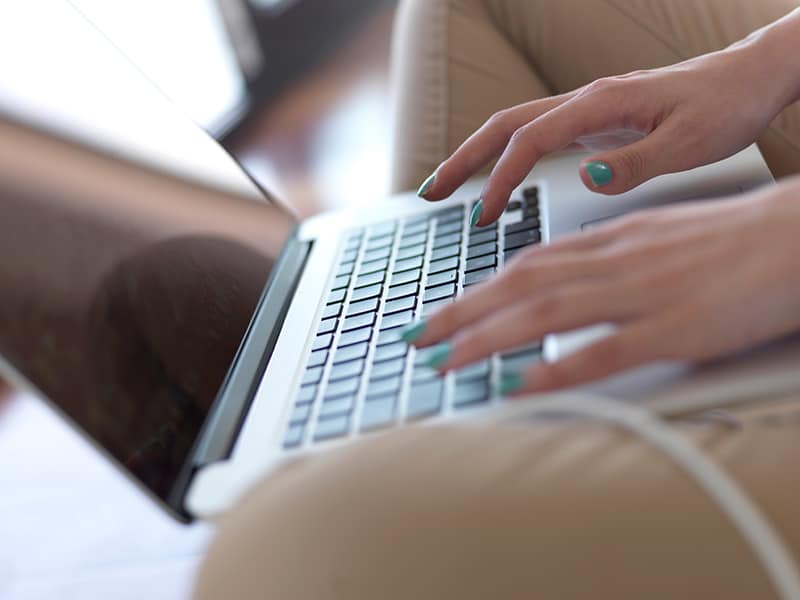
195 2 800 597
390 0 800 193
195 399 800 599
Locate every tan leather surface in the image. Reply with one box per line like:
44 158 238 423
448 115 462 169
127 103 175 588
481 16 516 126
195 399 800 599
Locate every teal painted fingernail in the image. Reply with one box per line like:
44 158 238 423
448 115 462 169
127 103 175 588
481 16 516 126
401 320 427 344
417 173 436 198
470 199 484 227
426 343 452 369
585 161 613 187
499 373 524 395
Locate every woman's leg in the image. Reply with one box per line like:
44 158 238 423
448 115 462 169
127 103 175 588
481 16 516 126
390 0 800 193
194 399 800 599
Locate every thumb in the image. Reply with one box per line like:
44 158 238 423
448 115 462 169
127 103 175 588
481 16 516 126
579 131 672 195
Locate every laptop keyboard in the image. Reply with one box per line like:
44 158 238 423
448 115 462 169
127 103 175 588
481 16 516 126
284 187 544 449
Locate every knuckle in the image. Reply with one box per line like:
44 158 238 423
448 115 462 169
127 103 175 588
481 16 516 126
615 149 646 182
486 109 516 135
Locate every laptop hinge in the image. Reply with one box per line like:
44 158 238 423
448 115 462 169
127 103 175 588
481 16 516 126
183 227 310 472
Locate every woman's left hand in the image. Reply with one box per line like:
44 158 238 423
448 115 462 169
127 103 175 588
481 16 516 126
405 178 800 394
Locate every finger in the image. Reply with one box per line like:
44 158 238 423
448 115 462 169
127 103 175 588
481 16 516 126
420 94 573 201
406 253 615 348
503 319 667 394
579 123 684 195
476 93 635 225
435 283 637 372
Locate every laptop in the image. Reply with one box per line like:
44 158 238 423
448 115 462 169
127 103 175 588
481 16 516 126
1 1 797 523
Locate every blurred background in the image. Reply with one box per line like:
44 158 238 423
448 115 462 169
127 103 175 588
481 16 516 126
1 1 398 598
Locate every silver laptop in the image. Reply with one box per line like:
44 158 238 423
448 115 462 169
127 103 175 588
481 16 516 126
1 1 795 522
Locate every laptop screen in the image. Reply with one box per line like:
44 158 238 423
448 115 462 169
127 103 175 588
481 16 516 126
0 2 295 508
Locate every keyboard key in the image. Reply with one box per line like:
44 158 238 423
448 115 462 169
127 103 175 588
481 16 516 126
369 356 405 379
323 303 342 319
399 232 427 249
465 254 496 272
329 359 365 382
434 207 465 223
523 186 539 202
341 248 359 263
365 235 393 252
471 221 497 235
468 229 498 246
391 268 421 286
396 244 425 261
342 312 375 332
370 222 396 238
313 415 350 441
338 327 372 347
523 206 540 219
403 220 429 236
347 297 380 317
355 271 384 288
302 366 324 386
290 403 313 424
312 333 334 352
506 199 522 212
466 241 496 260
336 261 355 277
407 380 444 419
435 220 463 236
297 385 317 404
394 255 424 273
366 375 402 399
453 380 490 408
384 295 416 314
380 310 414 330
504 248 523 262
433 232 461 249
307 349 328 369
350 283 382 303
319 396 355 419
430 245 460 262
505 217 541 235
500 347 542 375
283 424 304 448
359 397 396 431
504 230 541 251
333 342 369 364
359 258 389 275
344 234 362 251
464 267 495 286
422 298 452 316
317 317 337 335
424 283 456 303
373 342 408 363
429 256 459 274
324 377 361 400
426 270 458 287
411 365 439 383
376 327 404 347
454 360 491 382
387 281 419 301
331 275 350 290
363 245 392 262
327 288 346 305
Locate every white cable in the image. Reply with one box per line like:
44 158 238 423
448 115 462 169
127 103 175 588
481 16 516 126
515 396 800 600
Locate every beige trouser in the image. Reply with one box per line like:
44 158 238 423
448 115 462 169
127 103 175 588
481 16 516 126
195 1 800 598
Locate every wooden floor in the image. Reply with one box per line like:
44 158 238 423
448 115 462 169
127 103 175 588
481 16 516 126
0 6 395 599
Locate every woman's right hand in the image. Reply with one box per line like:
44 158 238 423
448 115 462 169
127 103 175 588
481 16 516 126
418 31 797 226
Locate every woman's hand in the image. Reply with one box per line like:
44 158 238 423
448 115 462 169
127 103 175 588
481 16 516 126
404 178 800 394
417 35 798 226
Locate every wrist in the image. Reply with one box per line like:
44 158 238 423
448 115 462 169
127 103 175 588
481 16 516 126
735 9 800 107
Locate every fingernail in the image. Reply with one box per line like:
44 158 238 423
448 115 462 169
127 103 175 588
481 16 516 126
499 373 525 395
426 343 452 369
584 161 613 187
417 173 436 198
470 199 484 227
401 320 427 344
